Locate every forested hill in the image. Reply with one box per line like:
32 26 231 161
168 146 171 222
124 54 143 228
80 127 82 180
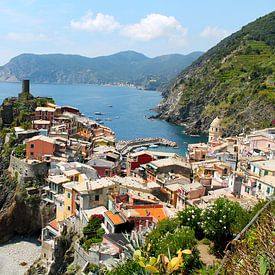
157 11 275 135
0 51 203 90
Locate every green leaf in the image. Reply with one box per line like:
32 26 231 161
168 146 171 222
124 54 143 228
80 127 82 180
259 255 268 275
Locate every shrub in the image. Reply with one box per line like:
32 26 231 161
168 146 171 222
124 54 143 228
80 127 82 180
200 198 249 254
178 206 204 239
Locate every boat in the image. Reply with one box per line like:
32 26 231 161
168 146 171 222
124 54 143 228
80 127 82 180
94 112 105 115
105 118 112 121
134 146 147 152
98 121 104 124
149 144 158 148
95 118 101 121
107 105 113 107
173 146 179 149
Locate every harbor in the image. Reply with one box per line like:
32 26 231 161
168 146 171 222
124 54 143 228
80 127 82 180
117 137 178 155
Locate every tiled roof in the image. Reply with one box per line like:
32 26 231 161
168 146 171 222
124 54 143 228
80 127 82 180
105 211 125 225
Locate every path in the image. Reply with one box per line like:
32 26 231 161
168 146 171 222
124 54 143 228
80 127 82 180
197 241 217 266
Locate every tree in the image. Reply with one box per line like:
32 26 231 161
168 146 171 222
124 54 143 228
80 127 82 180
200 198 249 254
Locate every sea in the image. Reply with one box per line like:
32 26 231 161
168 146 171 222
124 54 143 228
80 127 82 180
0 82 207 155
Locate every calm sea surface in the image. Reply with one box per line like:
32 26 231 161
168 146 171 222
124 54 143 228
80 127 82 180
0 82 207 155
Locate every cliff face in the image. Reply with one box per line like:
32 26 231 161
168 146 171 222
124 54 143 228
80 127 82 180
157 12 275 135
0 187 42 243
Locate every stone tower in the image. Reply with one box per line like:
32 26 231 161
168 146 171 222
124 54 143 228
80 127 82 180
19 79 33 99
208 116 222 143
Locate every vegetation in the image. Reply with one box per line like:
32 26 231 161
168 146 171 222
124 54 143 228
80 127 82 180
223 201 275 274
110 198 272 274
161 11 275 135
0 51 203 90
81 214 105 250
14 144 26 159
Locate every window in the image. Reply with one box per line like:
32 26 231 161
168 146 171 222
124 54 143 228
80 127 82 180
67 206 71 211
30 143 35 149
105 170 109 176
264 170 268 176
30 152 34 156
258 183 261 190
67 192 71 199
95 194 100 201
267 187 270 194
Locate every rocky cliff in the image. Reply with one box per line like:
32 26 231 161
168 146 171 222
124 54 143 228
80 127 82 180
157 12 275 135
0 186 42 243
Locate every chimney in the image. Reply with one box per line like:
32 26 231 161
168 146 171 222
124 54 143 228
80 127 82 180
22 80 30 94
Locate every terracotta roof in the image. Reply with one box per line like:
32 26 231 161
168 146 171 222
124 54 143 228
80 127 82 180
105 211 125 225
49 219 59 231
126 206 167 222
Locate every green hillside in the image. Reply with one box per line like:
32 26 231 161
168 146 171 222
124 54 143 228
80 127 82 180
0 51 202 90
158 12 275 135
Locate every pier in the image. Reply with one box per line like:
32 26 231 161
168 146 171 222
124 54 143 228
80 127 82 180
117 137 178 155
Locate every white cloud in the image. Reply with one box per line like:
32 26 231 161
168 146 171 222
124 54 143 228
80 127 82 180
121 13 187 42
6 32 48 42
200 26 231 40
70 11 120 32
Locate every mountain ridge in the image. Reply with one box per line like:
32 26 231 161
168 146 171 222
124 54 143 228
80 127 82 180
0 51 203 90
157 11 275 135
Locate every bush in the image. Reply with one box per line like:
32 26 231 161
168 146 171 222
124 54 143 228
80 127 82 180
178 206 204 239
200 198 250 254
82 215 105 250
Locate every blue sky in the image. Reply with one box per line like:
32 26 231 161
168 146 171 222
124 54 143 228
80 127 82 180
0 0 274 64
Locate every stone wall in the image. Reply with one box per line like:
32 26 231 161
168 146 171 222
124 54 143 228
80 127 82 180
8 155 49 183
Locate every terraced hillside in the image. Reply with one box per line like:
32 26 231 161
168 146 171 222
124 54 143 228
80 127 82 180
158 12 275 135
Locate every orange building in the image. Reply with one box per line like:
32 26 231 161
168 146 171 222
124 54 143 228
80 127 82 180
26 135 56 160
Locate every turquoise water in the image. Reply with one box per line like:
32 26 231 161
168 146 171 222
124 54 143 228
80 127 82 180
0 82 207 155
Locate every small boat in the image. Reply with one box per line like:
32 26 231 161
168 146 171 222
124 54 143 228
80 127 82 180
134 146 147 152
173 146 179 149
98 121 104 124
95 118 101 121
149 144 158 148
107 105 113 107
94 112 105 115
105 118 112 121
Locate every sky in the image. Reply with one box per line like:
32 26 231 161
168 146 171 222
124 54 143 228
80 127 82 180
0 0 274 65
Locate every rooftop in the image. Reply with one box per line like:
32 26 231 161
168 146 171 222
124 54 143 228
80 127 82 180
105 211 125 225
63 169 80 177
35 106 56 112
48 174 70 184
125 205 167 222
112 176 147 191
73 178 115 193
148 157 190 169
257 175 275 187
83 206 108 221
87 158 116 168
27 135 56 144
252 159 275 171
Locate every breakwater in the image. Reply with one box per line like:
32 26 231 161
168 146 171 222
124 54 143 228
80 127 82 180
117 137 177 155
